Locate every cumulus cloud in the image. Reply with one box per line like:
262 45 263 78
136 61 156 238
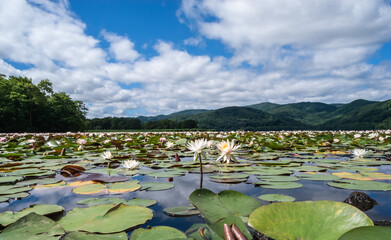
0 0 390 119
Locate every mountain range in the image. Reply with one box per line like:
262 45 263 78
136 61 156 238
136 99 391 130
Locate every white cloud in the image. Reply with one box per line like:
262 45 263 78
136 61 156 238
102 30 140 62
0 0 390 119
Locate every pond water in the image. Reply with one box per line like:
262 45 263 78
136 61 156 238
1 131 391 239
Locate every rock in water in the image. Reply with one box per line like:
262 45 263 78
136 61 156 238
343 191 378 211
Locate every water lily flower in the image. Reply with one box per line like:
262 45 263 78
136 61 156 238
186 139 208 161
76 139 87 145
352 149 367 158
121 160 140 169
101 151 114 160
166 141 175 149
216 139 241 164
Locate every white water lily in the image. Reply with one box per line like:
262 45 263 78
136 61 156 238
216 139 241 164
100 151 114 160
186 139 208 161
166 141 175 149
352 149 367 158
76 139 87 145
121 160 140 169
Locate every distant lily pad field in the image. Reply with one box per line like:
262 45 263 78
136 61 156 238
0 130 391 239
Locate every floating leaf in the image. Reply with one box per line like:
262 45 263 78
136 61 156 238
327 179 391 191
130 226 187 240
185 223 221 240
140 182 174 191
257 175 299 182
339 226 391 240
0 176 23 184
77 197 156 207
248 201 373 240
189 189 262 239
0 213 65 240
0 204 64 227
163 205 200 217
72 180 141 195
0 185 31 195
258 194 295 202
296 173 341 181
61 231 128 240
332 172 372 180
255 181 303 189
58 204 153 234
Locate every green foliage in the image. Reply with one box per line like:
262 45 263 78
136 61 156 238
0 75 87 132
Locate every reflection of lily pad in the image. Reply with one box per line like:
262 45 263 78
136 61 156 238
77 197 156 207
327 179 391 191
258 194 295 202
255 181 303 189
130 226 187 240
163 206 200 217
339 226 391 240
0 213 65 240
140 182 174 191
248 201 373 240
59 204 153 234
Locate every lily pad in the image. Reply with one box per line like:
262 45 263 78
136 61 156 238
296 173 341 181
163 205 200 217
0 176 23 184
130 226 187 240
58 204 153 234
72 180 141 195
0 213 65 240
327 179 391 191
248 201 373 240
339 226 391 240
189 189 262 239
0 204 64 227
255 181 303 189
61 231 128 240
77 197 157 207
185 223 221 240
140 182 174 191
257 175 299 182
258 194 295 202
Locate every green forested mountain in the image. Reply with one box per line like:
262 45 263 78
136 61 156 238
133 99 391 130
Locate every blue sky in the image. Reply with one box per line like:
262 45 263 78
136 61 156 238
0 0 391 118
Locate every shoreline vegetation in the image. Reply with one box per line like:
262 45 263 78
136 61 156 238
1 74 390 133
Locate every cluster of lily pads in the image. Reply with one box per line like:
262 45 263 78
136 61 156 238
0 130 391 239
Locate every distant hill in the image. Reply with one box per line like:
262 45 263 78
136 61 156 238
134 99 391 130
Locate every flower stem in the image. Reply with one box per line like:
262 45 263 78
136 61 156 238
199 154 203 189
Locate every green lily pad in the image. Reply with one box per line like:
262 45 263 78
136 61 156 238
185 223 221 240
0 176 23 184
255 181 303 189
248 201 373 240
61 231 128 240
130 226 187 240
163 205 200 217
327 179 391 191
296 173 341 181
257 175 299 182
140 182 174 191
145 171 185 178
77 197 157 207
58 204 153 234
189 189 262 239
258 194 295 202
73 180 141 195
0 185 31 195
0 213 65 240
0 192 30 201
0 204 64 227
339 226 391 240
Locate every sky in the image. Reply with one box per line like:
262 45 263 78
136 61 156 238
0 0 391 118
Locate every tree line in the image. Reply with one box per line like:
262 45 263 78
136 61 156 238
0 74 87 132
0 74 198 132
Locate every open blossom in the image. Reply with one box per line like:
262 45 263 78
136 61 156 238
216 139 241 164
76 139 87 145
166 141 175 148
352 149 367 158
121 160 140 169
101 151 114 160
160 137 167 143
186 139 208 161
